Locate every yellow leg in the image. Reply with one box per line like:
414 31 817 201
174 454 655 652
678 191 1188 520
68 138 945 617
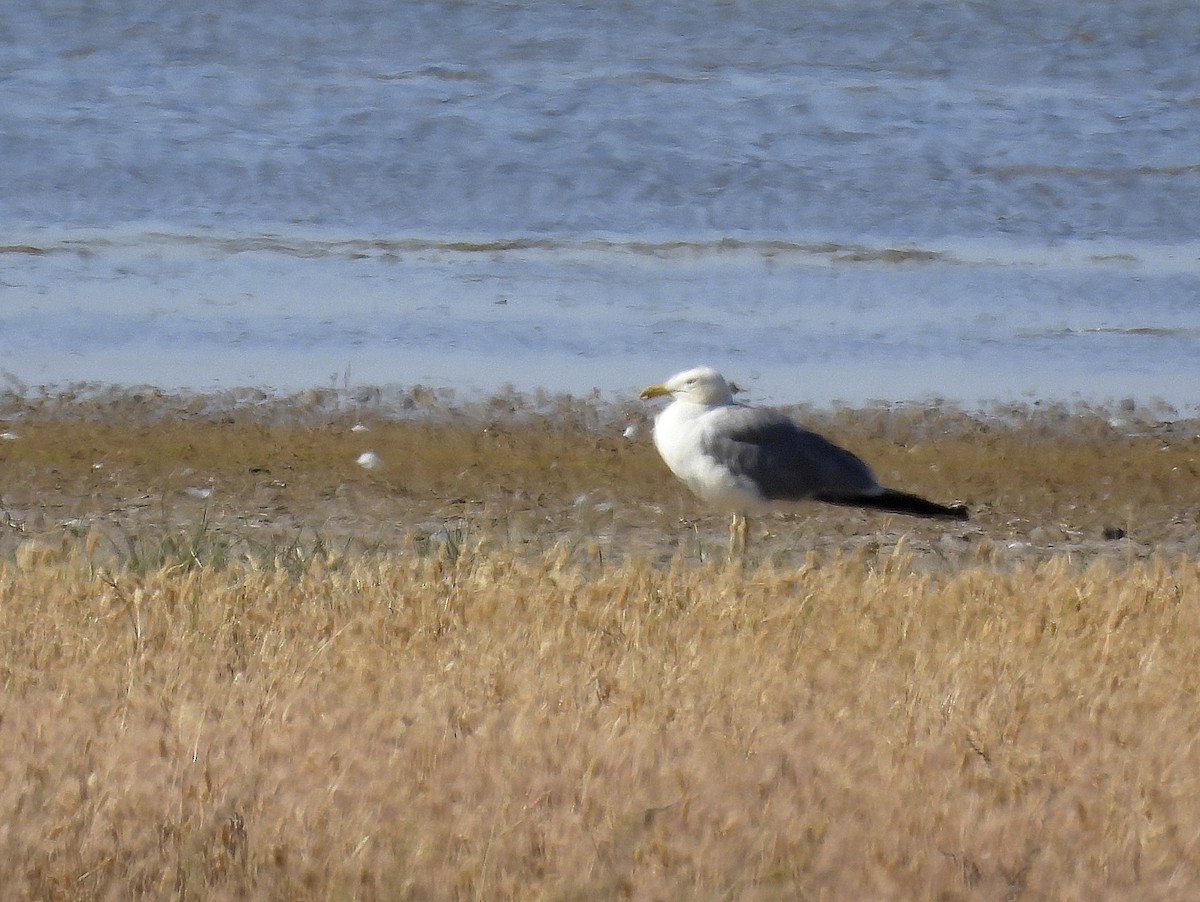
728 513 749 560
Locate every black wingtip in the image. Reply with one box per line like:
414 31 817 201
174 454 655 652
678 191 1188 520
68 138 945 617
815 489 969 521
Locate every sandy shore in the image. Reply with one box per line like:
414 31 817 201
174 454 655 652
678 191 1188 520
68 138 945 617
2 384 1197 569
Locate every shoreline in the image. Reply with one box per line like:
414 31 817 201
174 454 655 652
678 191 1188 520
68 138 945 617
2 383 1197 569
3 377 1196 426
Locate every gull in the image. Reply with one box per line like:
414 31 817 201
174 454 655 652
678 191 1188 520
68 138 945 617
639 366 968 555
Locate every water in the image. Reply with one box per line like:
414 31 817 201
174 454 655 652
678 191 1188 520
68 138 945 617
3 1 1199 411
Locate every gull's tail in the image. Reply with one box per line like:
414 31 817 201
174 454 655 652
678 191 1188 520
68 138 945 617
815 488 969 521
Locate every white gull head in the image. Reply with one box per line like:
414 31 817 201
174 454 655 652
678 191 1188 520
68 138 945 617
637 365 734 407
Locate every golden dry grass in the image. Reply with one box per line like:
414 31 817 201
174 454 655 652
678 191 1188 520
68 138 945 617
3 544 1200 899
1 390 1199 898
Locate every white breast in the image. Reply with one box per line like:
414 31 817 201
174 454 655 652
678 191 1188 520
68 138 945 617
652 401 767 512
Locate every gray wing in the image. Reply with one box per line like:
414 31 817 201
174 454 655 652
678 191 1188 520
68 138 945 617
701 406 880 501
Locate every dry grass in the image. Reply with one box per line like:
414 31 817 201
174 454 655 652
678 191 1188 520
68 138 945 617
3 543 1200 899
1 390 1199 898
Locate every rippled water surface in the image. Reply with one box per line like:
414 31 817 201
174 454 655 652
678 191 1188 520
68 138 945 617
3 1 1199 409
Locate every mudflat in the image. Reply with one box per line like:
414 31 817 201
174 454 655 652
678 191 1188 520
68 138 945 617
2 385 1196 566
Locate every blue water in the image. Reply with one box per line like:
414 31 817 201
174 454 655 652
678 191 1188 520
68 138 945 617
3 1 1199 410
